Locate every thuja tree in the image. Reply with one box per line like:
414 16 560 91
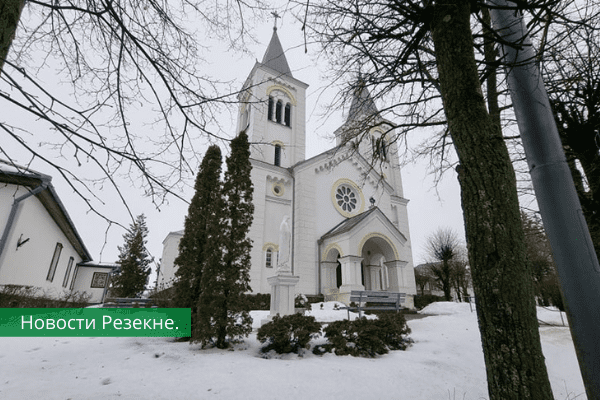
195 131 254 348
112 214 151 298
173 145 223 331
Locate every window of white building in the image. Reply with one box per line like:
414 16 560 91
46 243 63 282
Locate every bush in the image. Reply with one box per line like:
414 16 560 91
305 294 325 305
314 313 412 357
257 313 322 354
538 273 565 311
414 294 445 310
0 284 91 308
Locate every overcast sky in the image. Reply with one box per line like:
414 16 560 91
3 7 467 286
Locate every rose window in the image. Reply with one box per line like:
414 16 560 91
336 185 358 212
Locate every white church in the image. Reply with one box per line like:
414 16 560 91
160 27 417 308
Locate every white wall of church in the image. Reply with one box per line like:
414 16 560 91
247 160 294 294
158 231 183 289
291 149 416 297
291 164 319 295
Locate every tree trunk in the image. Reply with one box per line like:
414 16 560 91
430 2 554 399
0 0 25 73
441 260 452 301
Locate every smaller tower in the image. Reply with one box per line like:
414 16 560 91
334 81 404 196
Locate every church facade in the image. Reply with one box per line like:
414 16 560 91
160 28 417 307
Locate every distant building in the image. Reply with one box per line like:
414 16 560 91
159 28 417 306
0 160 116 303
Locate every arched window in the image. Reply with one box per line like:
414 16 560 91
275 100 283 123
266 249 273 268
379 139 387 159
372 136 387 160
267 97 274 121
284 103 291 126
274 144 282 166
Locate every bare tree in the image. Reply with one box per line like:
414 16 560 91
450 250 471 303
424 228 460 301
542 11 600 258
0 0 268 228
521 211 563 309
298 1 596 398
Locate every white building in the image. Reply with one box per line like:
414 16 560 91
160 28 417 307
0 160 116 303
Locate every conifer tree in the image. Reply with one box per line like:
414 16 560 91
112 214 151 298
173 145 223 327
195 131 254 348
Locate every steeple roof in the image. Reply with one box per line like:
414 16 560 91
261 28 293 77
346 81 379 123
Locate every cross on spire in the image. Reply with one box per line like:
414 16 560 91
271 11 280 30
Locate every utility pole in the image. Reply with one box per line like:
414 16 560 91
488 1 600 398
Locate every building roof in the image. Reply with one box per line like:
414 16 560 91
0 160 93 261
261 28 293 78
78 261 119 269
320 206 407 244
320 207 380 241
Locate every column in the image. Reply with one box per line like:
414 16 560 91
385 260 408 292
320 261 339 295
339 255 365 294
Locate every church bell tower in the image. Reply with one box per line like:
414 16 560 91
236 27 308 168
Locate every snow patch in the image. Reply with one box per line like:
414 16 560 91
419 301 474 315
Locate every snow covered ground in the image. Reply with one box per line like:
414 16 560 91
0 302 586 400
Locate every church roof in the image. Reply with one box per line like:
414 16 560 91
320 207 379 241
320 206 408 250
261 28 293 78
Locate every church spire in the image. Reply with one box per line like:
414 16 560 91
261 25 293 78
346 79 379 124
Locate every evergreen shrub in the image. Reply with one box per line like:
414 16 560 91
414 294 445 310
305 294 325 304
149 287 175 308
314 313 412 357
257 314 322 354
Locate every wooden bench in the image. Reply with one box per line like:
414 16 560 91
344 290 406 319
103 298 156 308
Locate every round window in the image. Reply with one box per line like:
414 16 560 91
331 179 364 217
271 183 284 197
336 185 358 212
